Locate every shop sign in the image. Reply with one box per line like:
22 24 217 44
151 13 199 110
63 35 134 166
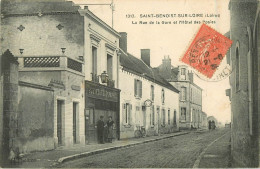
85 81 119 102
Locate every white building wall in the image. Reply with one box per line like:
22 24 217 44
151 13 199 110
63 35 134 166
83 16 119 88
119 68 179 139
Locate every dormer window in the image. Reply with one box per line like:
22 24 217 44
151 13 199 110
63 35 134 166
180 68 186 80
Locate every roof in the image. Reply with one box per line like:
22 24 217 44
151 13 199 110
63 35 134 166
1 0 80 14
119 49 179 93
1 0 121 38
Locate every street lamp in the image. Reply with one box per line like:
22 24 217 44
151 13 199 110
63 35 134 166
100 71 108 83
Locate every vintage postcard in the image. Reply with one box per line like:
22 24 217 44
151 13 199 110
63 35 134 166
0 0 259 168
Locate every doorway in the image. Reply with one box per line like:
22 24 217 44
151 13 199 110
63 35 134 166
57 100 65 146
73 102 79 144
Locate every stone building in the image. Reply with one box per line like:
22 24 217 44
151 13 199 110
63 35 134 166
118 33 180 139
0 0 120 155
155 56 203 129
226 0 259 167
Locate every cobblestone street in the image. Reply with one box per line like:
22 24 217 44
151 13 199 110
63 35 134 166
56 128 230 168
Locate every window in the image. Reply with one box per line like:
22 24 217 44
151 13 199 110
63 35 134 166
135 106 140 125
161 89 165 104
134 79 142 98
92 46 97 75
124 103 131 124
162 109 166 125
174 110 177 124
180 68 186 80
107 54 113 80
181 107 186 121
181 87 186 100
235 45 240 91
151 85 154 101
168 109 170 125
150 105 155 125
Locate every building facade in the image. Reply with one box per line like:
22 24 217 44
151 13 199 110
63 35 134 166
156 56 203 129
226 0 259 167
1 0 120 154
118 33 180 139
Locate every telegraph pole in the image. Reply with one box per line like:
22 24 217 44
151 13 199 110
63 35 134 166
76 0 115 28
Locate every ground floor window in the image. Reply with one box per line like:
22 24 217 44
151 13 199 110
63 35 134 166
181 107 186 121
162 109 166 125
122 103 131 125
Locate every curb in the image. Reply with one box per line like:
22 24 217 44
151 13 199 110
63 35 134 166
53 131 190 167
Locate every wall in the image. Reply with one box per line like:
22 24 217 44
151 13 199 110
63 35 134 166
17 83 54 153
229 0 259 167
119 68 179 139
19 70 85 147
1 8 84 60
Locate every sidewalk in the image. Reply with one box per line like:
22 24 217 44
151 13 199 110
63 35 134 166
197 130 231 168
11 131 189 168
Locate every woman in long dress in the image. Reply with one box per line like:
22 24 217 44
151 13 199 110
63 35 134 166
106 116 114 143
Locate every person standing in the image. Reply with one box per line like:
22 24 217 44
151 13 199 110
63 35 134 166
97 116 105 144
106 116 114 143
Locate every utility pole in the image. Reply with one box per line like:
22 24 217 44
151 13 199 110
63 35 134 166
75 0 115 28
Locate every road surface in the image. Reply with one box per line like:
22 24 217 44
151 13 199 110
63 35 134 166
56 128 230 168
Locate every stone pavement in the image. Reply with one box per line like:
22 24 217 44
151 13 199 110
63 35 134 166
197 130 231 168
10 131 189 168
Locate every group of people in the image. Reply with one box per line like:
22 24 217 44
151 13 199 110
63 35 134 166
208 120 216 130
96 116 115 144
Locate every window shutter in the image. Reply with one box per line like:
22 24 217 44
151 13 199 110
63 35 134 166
122 103 126 124
140 81 142 98
129 104 132 124
134 79 137 96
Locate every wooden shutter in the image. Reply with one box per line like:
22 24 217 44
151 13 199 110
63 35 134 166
122 103 126 124
139 81 142 98
134 79 137 97
129 104 132 124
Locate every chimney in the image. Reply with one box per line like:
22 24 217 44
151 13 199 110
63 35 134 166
141 49 150 67
119 32 127 53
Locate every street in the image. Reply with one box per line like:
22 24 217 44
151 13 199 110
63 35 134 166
56 128 230 168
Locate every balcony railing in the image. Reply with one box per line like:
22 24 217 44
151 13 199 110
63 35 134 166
91 73 100 83
91 73 115 88
107 79 115 88
20 56 83 73
24 57 60 67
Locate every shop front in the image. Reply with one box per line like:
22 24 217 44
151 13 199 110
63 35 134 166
85 80 120 143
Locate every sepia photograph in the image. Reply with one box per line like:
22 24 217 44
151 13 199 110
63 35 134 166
0 0 259 168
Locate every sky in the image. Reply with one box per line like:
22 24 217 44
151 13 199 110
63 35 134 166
72 0 231 124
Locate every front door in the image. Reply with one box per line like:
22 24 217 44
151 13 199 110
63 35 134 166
85 107 96 143
57 100 64 146
157 107 160 134
73 102 79 144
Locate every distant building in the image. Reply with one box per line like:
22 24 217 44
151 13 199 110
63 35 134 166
118 33 180 138
207 116 218 128
201 111 208 129
225 123 231 128
155 56 203 129
226 0 259 167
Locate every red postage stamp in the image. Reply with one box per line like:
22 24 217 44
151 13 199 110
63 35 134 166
181 24 233 78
